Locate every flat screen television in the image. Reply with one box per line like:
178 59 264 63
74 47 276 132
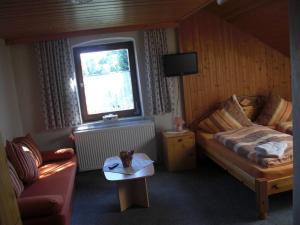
163 52 198 77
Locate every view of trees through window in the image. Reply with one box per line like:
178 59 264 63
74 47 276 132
80 48 134 115
81 49 129 76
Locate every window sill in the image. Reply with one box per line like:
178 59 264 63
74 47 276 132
74 116 153 133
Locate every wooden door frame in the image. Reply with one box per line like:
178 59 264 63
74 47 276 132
289 0 300 224
0 135 22 225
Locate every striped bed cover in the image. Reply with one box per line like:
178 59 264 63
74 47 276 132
214 125 293 168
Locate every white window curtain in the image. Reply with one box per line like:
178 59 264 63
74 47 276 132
144 29 173 115
34 39 81 129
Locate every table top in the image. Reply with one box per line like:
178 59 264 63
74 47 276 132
103 153 155 181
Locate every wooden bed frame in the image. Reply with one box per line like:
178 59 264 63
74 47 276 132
199 141 293 219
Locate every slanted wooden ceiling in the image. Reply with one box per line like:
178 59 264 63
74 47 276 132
205 0 289 56
0 0 213 44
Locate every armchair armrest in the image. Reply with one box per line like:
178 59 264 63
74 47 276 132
41 148 74 163
18 195 63 219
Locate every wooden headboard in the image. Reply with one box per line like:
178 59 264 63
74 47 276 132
178 11 291 125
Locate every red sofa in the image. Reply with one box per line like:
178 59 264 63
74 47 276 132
16 129 77 225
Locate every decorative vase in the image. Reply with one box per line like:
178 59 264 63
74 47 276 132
119 150 134 168
174 116 185 132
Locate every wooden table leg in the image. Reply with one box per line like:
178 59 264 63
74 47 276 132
118 177 149 211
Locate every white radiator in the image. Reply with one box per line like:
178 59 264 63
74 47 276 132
74 119 156 171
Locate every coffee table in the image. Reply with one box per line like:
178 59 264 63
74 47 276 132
103 153 155 211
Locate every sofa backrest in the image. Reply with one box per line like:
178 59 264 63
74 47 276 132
32 128 74 152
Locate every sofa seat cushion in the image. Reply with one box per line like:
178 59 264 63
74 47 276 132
20 156 77 225
18 195 63 219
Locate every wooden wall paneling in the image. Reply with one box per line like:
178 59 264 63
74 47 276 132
205 0 273 21
178 17 195 122
206 0 289 56
230 0 289 56
178 11 291 125
0 134 22 225
264 49 291 99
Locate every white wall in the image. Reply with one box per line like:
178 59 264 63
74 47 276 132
11 28 182 135
10 45 44 133
0 39 23 141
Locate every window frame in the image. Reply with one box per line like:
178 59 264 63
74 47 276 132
73 41 141 122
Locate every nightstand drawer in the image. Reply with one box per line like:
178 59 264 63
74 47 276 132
172 138 194 151
170 134 194 142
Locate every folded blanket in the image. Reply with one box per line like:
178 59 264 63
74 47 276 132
255 142 287 158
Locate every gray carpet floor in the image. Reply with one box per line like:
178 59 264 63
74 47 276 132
71 159 292 225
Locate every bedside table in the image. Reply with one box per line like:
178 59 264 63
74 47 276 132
162 130 196 172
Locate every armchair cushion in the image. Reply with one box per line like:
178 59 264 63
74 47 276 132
6 141 39 184
256 93 292 126
18 195 63 219
13 134 43 167
198 95 253 133
7 160 24 197
41 148 75 163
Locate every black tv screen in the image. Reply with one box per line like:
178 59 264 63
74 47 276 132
163 52 198 77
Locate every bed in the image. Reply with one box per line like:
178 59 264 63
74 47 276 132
196 125 293 219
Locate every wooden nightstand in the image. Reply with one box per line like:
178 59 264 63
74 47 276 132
162 130 196 172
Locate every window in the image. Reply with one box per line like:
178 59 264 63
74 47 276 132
73 41 141 122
